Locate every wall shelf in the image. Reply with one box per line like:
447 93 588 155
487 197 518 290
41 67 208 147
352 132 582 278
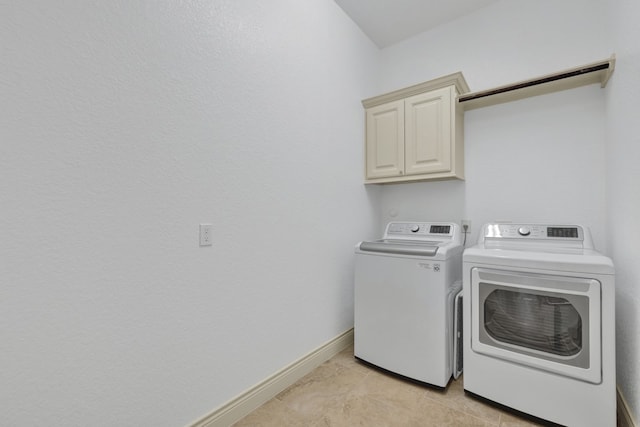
459 55 615 110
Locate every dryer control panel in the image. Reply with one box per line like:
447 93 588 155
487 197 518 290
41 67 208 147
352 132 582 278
479 223 592 249
483 224 584 240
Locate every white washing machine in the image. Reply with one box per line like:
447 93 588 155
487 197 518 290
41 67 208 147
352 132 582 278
354 222 463 388
463 223 615 426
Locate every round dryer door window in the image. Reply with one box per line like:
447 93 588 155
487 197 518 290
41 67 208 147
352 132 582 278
484 289 584 358
470 267 602 384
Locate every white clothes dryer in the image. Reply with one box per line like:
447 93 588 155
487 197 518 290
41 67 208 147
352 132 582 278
463 223 615 427
354 222 463 388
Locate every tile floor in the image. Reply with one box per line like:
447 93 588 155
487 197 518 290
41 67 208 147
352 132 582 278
232 345 550 426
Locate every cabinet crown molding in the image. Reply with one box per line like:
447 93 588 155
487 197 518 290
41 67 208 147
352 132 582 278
362 72 470 109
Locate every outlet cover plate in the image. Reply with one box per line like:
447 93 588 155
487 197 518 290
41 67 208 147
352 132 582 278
200 224 213 246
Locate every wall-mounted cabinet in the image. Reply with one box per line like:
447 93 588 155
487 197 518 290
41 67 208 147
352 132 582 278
362 73 469 184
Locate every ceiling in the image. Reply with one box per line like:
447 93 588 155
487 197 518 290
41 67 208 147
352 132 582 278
334 0 500 48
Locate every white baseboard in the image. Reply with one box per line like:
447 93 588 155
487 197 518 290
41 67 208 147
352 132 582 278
189 328 354 427
618 386 638 427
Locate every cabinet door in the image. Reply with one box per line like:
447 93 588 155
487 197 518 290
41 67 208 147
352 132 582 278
404 87 452 176
365 100 404 179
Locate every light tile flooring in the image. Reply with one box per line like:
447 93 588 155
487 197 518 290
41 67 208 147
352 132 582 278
232 345 549 427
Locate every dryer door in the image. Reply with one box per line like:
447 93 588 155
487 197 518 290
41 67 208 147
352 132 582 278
470 268 601 384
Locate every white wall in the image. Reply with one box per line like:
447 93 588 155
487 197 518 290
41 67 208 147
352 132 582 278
0 1 380 426
607 0 640 421
374 0 611 251
464 86 607 247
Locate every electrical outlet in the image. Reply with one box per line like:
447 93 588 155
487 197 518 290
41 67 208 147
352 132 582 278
199 224 212 246
461 220 472 232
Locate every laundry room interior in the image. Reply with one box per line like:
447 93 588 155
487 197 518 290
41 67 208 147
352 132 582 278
2 0 639 426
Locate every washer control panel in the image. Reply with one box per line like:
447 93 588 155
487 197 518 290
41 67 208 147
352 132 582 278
484 224 583 240
385 222 456 238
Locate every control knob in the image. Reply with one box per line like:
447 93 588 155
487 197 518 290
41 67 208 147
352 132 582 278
518 227 531 236
411 225 420 233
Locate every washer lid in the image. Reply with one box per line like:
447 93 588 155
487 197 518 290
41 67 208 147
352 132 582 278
355 221 462 259
358 240 439 257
